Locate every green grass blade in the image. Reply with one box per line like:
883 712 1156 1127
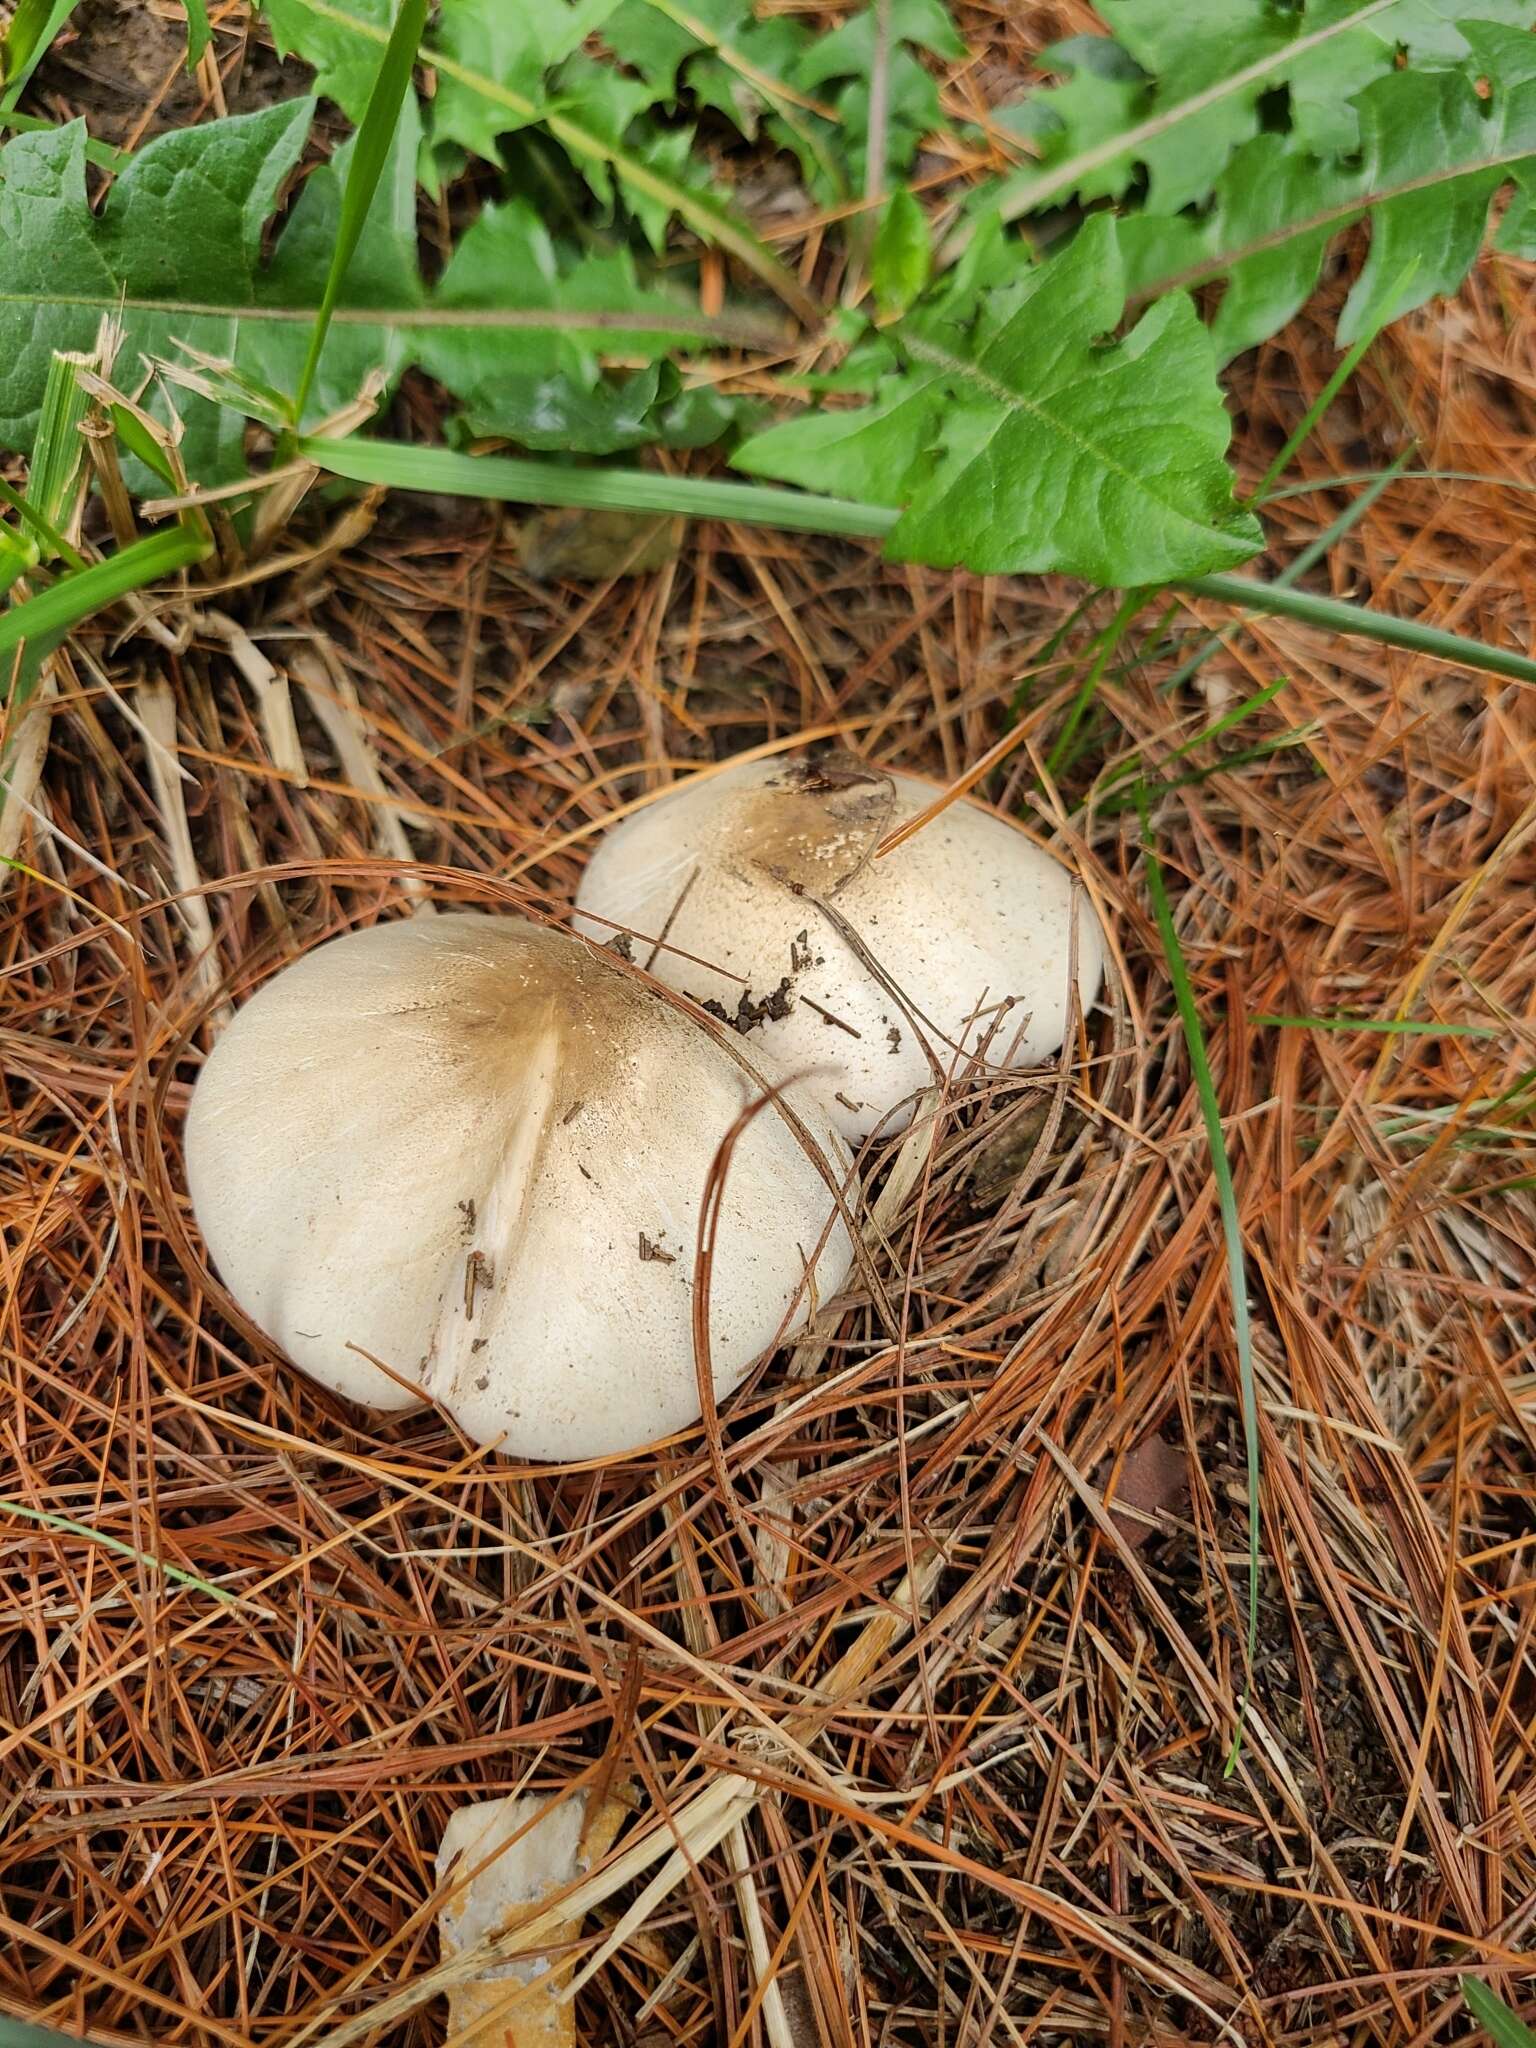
181 0 211 69
0 108 127 168
1180 572 1536 690
1143 831 1260 1769
29 347 93 538
1246 264 1415 506
0 0 79 107
302 436 897 535
0 524 208 672
293 0 429 425
1044 591 1146 779
0 1496 238 1604
1462 1979 1536 2047
107 403 180 488
304 441 1536 692
1095 676 1290 796
0 2020 106 2048
0 479 85 571
1265 467 1536 503
1259 1014 1498 1037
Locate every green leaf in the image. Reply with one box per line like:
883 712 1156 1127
736 216 1263 587
415 196 704 447
811 55 940 199
1462 1979 1536 2048
1116 134 1356 365
0 101 314 483
1287 0 1536 152
1019 36 1149 206
262 0 396 120
794 0 963 81
1338 26 1536 341
259 0 818 319
871 185 932 320
601 0 738 96
430 0 622 163
994 0 1536 227
294 0 430 420
1114 29 1536 360
600 0 950 205
0 97 746 480
1094 0 1300 213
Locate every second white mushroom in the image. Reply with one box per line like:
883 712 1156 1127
575 755 1105 1142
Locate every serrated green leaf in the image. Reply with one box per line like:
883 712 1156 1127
820 54 940 197
1339 25 1536 340
0 101 314 482
261 0 396 120
555 56 712 251
602 0 948 204
795 0 963 83
736 216 1262 586
1078 0 1295 214
431 0 621 163
1114 28 1536 360
1116 132 1361 364
998 0 1536 226
260 0 816 318
1287 0 1536 152
0 94 748 480
415 197 708 447
602 0 735 94
1022 37 1149 206
872 185 932 320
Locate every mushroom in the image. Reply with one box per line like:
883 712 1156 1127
184 913 853 1460
435 1785 629 2048
573 754 1105 1143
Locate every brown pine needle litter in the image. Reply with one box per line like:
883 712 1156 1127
7 12 1536 2048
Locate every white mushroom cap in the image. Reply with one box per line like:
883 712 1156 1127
184 913 853 1461
573 755 1106 1143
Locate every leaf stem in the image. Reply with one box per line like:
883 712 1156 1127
1178 572 1536 688
307 437 1536 690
